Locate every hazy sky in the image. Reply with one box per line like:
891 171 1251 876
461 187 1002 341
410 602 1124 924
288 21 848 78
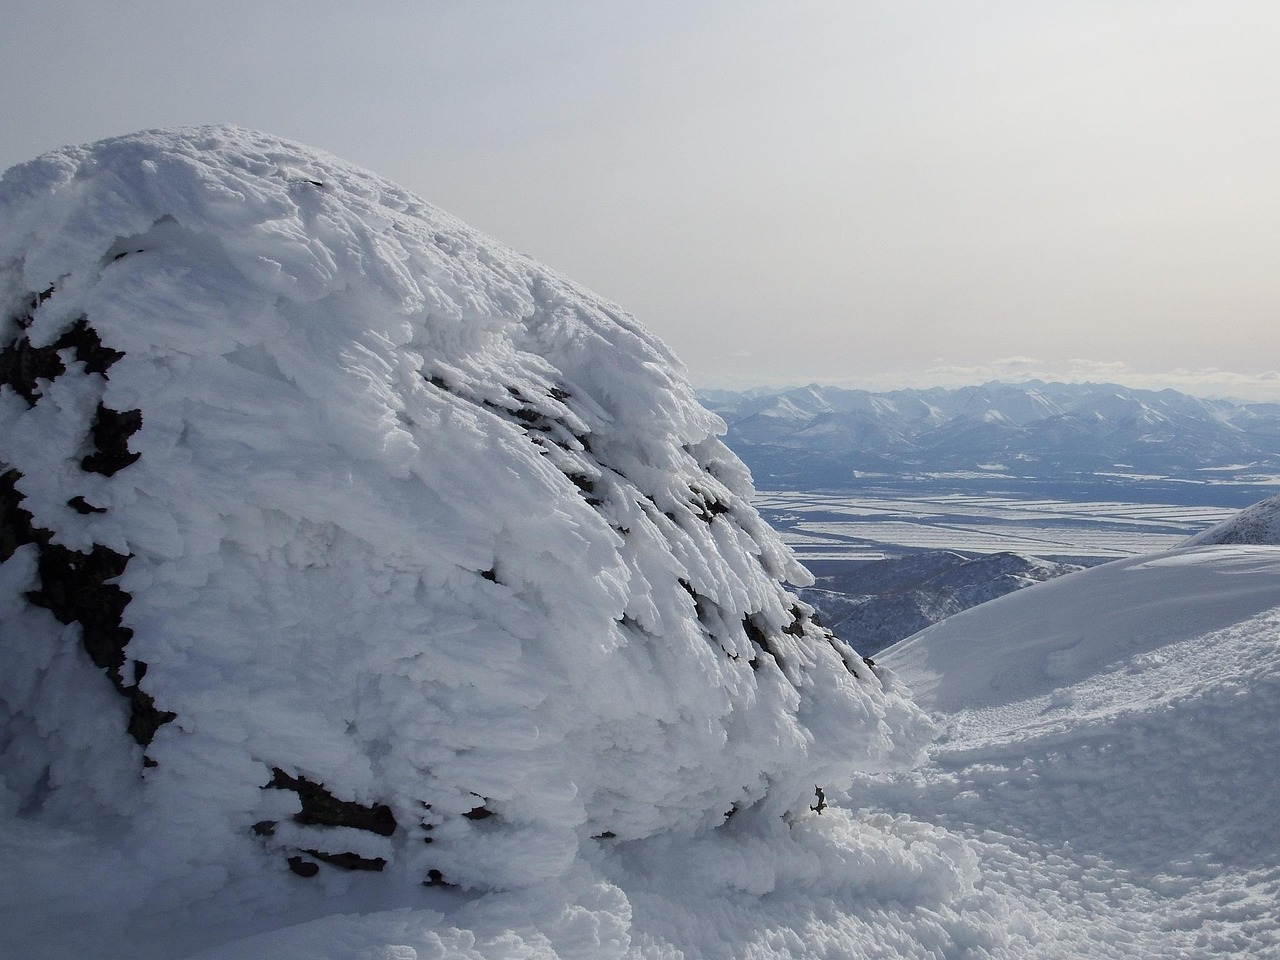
4 1 1279 399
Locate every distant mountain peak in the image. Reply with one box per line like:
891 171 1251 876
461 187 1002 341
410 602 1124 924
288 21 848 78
700 381 1280 488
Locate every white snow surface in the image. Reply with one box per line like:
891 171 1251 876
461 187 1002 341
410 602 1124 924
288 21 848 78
0 127 935 958
4 128 1280 958
877 544 1280 957
1183 491 1280 547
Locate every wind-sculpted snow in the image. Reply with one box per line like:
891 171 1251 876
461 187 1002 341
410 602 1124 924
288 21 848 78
0 128 939 957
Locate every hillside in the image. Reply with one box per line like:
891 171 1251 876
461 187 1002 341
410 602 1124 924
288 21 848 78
800 551 1082 655
875 545 1280 955
1183 491 1280 546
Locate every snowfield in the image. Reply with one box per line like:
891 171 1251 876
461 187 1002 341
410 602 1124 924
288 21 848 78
876 544 1280 957
2 128 1280 958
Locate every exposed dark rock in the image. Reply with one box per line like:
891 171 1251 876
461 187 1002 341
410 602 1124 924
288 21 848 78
265 768 398 836
27 541 133 676
2 306 168 748
303 849 387 872
811 786 827 814
567 473 603 505
126 683 177 747
689 485 731 523
53 316 126 377
1 469 39 562
7 476 175 748
1 311 125 407
0 335 66 406
287 856 320 878
782 606 807 638
67 496 107 515
80 402 143 476
743 615 781 671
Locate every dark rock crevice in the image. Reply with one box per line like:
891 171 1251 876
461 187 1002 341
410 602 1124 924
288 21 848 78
1 469 174 747
262 768 401 877
265 767 398 836
80 401 143 476
2 297 168 748
743 614 782 672
1 299 125 407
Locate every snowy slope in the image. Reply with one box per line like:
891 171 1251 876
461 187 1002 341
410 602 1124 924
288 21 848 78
800 551 1082 656
0 128 934 958
875 545 1280 955
1183 491 1280 546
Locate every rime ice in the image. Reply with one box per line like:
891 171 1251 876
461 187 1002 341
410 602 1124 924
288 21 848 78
0 127 930 956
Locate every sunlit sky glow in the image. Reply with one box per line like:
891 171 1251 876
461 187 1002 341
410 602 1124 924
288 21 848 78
5 1 1279 400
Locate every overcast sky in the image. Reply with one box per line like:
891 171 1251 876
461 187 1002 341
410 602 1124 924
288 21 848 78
4 1 1279 399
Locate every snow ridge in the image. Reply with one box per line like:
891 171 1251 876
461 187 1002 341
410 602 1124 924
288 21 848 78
1183 491 1280 546
0 127 930 951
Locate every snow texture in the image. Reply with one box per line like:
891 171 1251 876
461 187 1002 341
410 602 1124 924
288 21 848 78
1183 491 1280 547
6 127 1280 959
0 127 932 957
877 545 1280 956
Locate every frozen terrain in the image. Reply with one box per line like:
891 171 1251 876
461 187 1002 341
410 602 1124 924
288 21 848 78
874 543 1280 956
3 128 1280 958
755 488 1239 563
800 550 1082 656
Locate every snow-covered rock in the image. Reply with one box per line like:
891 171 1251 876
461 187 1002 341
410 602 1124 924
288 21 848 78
1182 491 1280 546
0 127 932 954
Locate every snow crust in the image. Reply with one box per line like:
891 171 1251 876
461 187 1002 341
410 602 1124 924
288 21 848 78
0 127 934 957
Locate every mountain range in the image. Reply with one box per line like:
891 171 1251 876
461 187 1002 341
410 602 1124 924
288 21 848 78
700 381 1280 490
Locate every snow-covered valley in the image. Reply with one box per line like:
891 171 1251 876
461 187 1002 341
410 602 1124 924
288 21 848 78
2 128 1279 959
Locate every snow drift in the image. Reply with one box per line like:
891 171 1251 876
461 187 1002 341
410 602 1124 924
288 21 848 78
0 128 932 954
874 544 1280 955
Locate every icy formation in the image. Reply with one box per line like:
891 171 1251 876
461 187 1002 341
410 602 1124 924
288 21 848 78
1183 491 1280 546
0 127 931 950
